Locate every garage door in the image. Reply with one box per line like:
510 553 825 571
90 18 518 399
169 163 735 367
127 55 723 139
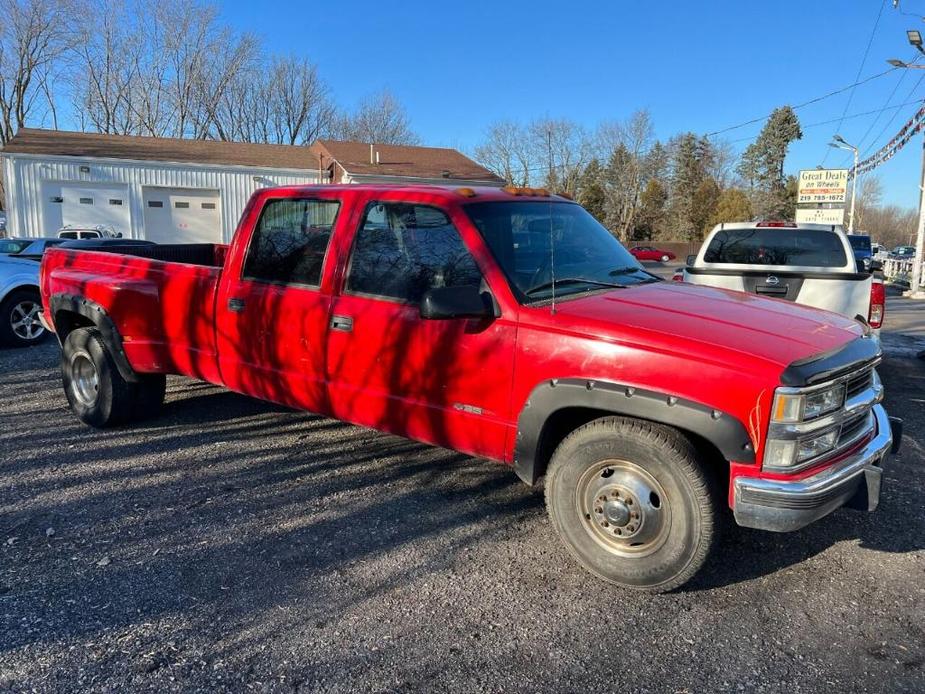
142 188 222 244
41 183 131 236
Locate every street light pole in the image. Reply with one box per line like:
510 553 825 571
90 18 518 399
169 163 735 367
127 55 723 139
887 30 925 296
910 136 925 298
829 136 859 232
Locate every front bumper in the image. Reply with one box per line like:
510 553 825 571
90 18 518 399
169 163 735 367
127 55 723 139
733 404 901 532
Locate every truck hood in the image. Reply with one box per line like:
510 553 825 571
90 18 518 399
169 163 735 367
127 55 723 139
549 281 865 372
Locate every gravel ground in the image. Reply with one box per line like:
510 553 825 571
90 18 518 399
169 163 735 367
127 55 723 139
1 340 923 693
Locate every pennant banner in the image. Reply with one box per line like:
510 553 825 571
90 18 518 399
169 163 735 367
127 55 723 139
851 104 925 177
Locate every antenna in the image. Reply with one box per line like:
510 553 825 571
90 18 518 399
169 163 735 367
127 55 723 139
549 199 556 315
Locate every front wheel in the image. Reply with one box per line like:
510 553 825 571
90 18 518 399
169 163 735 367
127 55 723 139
545 417 718 592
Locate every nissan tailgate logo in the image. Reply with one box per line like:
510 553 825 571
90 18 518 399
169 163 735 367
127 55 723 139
765 275 780 285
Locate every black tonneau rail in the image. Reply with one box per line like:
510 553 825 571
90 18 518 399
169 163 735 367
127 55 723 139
70 243 225 267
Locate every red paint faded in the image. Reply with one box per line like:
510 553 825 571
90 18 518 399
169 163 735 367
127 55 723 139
40 184 866 506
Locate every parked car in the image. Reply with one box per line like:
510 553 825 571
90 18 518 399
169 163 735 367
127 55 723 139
847 233 873 272
629 245 676 262
890 245 916 259
0 254 45 347
5 237 67 260
683 221 884 330
57 224 122 240
0 238 36 255
40 185 900 592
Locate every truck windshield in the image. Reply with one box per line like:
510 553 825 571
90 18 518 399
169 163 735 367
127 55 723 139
465 201 656 302
703 228 847 267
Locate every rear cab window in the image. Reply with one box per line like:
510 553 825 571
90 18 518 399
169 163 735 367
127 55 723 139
242 198 340 287
702 228 848 268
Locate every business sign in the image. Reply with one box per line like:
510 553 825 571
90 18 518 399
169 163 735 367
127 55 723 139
795 207 845 225
797 169 849 203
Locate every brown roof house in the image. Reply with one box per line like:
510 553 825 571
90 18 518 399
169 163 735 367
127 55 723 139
1 128 323 243
1 129 504 243
310 139 505 187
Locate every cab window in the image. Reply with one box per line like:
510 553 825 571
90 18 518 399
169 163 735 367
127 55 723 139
345 202 482 303
243 198 340 286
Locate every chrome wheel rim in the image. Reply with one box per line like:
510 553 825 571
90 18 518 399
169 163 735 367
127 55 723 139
576 459 671 558
10 300 44 340
71 353 100 406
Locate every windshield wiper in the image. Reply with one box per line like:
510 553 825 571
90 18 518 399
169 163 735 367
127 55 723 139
609 266 662 282
525 277 628 296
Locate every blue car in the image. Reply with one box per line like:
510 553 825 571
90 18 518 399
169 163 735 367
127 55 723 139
847 234 873 272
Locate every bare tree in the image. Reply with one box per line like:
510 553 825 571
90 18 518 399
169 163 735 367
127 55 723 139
0 0 75 144
473 120 532 186
71 0 140 134
530 117 593 195
596 109 655 238
263 56 334 145
853 174 882 232
332 89 418 144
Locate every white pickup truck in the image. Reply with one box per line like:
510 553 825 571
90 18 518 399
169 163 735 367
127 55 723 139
683 221 884 330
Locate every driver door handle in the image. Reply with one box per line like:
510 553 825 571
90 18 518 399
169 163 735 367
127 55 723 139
227 298 246 312
330 315 353 332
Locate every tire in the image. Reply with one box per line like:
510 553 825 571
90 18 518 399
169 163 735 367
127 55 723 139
61 327 135 427
0 288 48 347
545 416 717 592
660 254 670 262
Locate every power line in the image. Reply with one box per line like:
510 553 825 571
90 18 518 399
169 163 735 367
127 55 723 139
849 52 921 158
705 66 898 138
726 98 925 145
820 0 888 165
857 69 925 160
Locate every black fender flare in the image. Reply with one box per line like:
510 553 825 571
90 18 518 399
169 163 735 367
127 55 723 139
513 378 756 485
49 293 139 383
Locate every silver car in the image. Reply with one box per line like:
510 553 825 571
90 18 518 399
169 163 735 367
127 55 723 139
0 255 45 347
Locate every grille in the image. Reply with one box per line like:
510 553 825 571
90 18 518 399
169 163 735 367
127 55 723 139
838 411 873 447
845 369 873 400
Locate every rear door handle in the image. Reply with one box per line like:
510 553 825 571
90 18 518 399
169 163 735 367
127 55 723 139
330 315 353 332
227 298 246 312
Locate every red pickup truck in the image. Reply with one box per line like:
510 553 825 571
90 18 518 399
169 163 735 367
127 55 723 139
39 185 900 592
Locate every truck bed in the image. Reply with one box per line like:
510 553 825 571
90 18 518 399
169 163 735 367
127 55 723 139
41 244 226 383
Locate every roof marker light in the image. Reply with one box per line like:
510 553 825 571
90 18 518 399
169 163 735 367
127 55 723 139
502 186 550 197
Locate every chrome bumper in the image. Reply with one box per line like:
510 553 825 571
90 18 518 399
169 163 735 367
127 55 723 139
733 404 900 532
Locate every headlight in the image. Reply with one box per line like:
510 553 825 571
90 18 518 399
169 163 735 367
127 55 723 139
763 428 839 470
771 383 845 423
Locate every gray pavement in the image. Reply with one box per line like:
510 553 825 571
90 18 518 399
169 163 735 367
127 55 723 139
1 324 923 692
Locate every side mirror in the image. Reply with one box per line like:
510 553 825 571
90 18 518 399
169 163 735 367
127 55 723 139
686 254 696 266
870 259 882 272
420 285 496 320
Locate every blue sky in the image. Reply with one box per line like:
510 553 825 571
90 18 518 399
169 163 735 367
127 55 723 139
220 0 925 208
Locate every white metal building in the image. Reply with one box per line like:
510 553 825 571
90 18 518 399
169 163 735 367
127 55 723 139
1 129 323 243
